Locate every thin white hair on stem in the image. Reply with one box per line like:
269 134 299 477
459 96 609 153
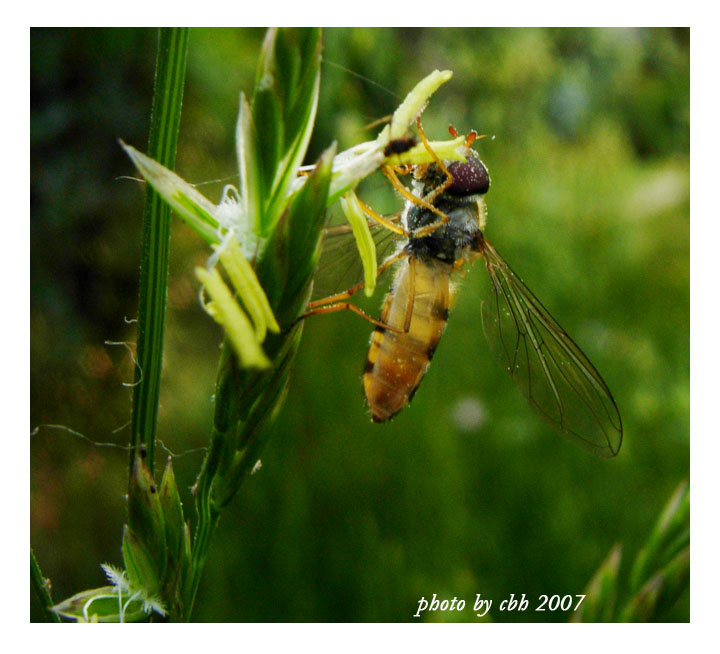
104 340 142 387
31 424 131 451
157 439 207 458
111 420 131 434
192 174 240 189
31 424 207 459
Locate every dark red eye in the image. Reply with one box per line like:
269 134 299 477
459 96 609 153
447 157 490 195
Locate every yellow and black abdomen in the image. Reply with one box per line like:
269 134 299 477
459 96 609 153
363 258 453 422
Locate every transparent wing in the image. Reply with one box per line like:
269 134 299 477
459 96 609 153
311 214 402 300
480 239 623 457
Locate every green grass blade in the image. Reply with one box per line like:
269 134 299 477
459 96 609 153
31 548 62 623
570 544 621 622
572 481 690 623
629 481 689 593
122 142 220 244
620 546 690 622
185 29 328 621
250 27 322 236
130 27 189 473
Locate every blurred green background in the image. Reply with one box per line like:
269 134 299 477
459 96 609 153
30 27 689 622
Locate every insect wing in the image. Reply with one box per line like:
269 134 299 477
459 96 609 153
480 240 622 457
312 215 401 301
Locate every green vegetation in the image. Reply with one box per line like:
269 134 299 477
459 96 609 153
31 27 689 622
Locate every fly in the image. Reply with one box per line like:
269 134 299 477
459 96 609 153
304 122 623 457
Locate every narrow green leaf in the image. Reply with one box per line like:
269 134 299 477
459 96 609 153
275 143 335 323
271 28 301 115
122 142 221 245
252 86 284 194
31 548 62 623
213 328 302 508
620 546 689 622
236 93 264 235
297 27 322 75
260 29 322 235
159 458 185 570
176 521 193 614
570 544 621 622
122 526 161 598
284 50 320 150
128 27 189 472
127 455 167 579
629 481 689 593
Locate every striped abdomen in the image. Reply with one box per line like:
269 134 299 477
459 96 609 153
363 258 453 422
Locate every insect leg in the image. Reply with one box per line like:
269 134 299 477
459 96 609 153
403 116 461 239
381 165 451 234
300 301 405 333
355 197 407 236
414 116 455 204
307 249 407 309
293 251 409 332
380 116 464 240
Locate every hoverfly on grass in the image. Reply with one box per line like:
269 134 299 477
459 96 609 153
303 119 623 458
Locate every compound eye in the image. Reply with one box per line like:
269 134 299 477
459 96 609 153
447 157 490 195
